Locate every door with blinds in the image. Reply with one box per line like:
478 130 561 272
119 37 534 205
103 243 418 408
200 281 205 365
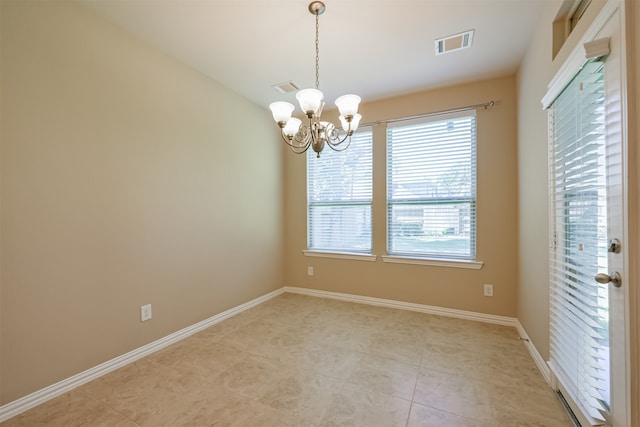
546 4 628 426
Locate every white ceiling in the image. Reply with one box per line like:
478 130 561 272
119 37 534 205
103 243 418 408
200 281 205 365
81 0 545 109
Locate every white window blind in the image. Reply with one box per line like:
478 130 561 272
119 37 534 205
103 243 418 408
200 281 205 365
548 60 610 423
387 111 476 259
307 127 373 253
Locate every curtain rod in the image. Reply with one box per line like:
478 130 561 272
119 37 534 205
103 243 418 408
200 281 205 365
362 100 495 127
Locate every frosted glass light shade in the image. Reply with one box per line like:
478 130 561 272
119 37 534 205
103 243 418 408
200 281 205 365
335 94 361 117
283 117 302 137
269 102 294 123
340 113 362 132
296 88 324 114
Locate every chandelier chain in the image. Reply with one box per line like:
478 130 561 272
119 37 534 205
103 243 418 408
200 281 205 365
315 13 320 90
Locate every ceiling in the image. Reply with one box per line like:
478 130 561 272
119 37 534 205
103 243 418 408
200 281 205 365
80 0 545 109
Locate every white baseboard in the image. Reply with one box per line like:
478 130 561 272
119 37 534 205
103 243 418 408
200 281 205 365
283 286 519 327
515 320 551 384
0 288 285 423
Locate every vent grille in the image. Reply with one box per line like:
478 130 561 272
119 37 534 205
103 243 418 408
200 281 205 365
435 30 474 55
272 81 299 94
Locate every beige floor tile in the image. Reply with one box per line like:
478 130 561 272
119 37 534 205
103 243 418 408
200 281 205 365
347 353 419 400
319 383 411 427
286 344 363 380
413 367 493 421
214 354 294 401
316 323 375 353
0 391 138 427
211 398 297 427
368 329 425 365
146 339 246 381
488 383 573 425
258 370 342 424
407 402 480 427
482 411 573 427
79 358 232 426
139 383 254 427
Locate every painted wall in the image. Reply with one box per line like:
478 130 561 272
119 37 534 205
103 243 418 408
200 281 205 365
0 1 283 404
283 76 519 318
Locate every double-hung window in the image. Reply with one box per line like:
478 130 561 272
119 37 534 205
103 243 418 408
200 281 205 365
387 111 477 259
307 127 373 253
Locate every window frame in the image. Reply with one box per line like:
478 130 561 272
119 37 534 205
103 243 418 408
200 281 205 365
385 110 478 263
306 126 374 255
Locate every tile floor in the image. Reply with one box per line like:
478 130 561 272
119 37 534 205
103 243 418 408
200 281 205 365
1 293 573 426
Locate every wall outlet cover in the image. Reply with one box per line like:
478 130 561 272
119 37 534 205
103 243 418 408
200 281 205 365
141 304 152 322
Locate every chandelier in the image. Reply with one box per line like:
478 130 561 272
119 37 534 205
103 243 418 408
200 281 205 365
269 1 362 158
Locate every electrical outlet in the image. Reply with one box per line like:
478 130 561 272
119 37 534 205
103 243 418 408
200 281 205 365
484 284 494 297
307 266 314 276
141 304 152 322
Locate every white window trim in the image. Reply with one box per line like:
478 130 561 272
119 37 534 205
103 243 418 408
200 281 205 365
542 0 617 109
381 255 483 269
303 250 378 262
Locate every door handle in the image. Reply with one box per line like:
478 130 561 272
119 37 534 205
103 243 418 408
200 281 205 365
595 271 622 287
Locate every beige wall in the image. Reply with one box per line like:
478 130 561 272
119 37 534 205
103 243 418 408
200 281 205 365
0 1 283 404
284 76 519 317
515 0 561 365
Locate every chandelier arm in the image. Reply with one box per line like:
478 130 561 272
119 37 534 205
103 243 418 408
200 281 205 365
326 134 353 152
289 144 312 155
278 130 312 151
325 122 353 147
295 122 315 146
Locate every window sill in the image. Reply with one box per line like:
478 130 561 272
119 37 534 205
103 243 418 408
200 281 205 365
381 255 483 269
303 250 378 262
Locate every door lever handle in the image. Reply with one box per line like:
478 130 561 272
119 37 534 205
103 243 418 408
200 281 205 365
595 271 622 287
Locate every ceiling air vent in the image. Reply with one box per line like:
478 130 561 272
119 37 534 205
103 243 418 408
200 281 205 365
435 30 474 56
272 81 299 94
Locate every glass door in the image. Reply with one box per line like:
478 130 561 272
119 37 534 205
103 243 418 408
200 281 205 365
547 6 628 426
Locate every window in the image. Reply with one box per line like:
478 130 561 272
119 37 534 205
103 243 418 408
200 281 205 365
307 127 373 253
387 111 477 259
569 0 592 32
552 0 593 59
